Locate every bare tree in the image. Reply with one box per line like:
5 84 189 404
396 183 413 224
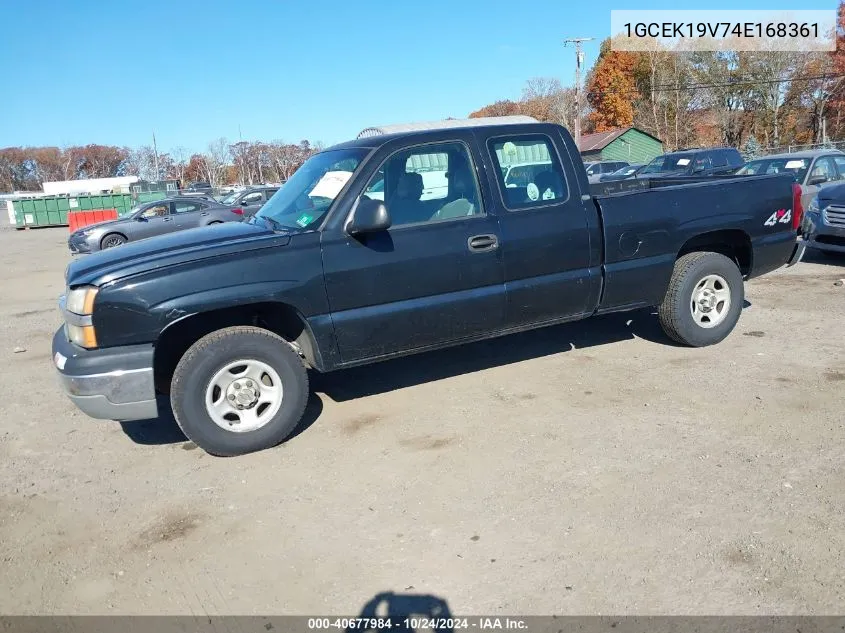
198 138 230 187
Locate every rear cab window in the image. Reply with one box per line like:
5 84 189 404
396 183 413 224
488 135 569 210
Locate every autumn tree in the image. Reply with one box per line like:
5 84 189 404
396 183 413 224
586 39 639 132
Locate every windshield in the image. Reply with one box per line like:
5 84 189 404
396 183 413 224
612 166 639 176
640 154 694 175
220 191 240 205
736 157 810 182
254 148 368 230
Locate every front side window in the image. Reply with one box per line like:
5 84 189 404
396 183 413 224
832 156 845 178
254 148 368 230
489 136 568 210
139 203 169 218
242 192 263 204
360 142 482 227
810 157 837 183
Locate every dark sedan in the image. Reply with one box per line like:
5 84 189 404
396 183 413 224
68 197 244 253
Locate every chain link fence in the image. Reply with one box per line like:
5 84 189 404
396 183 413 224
759 141 845 156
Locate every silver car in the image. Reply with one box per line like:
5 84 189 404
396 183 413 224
736 149 845 211
67 197 244 253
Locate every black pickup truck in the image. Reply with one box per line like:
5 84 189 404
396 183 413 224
52 120 804 456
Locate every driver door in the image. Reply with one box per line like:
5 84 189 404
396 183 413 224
320 138 506 364
133 202 175 240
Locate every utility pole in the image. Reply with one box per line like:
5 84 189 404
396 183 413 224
152 131 160 182
563 37 594 149
238 124 245 185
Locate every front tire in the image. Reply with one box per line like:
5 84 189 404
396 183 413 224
658 252 743 347
170 326 309 456
100 233 127 249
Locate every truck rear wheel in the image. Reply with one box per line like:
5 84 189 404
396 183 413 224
170 326 309 456
658 251 743 347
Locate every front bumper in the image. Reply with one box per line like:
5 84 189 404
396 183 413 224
67 232 97 254
52 327 158 421
803 211 845 253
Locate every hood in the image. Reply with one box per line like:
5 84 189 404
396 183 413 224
71 216 129 234
66 221 288 287
816 181 845 202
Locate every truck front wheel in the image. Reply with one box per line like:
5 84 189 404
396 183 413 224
658 252 744 347
170 326 309 456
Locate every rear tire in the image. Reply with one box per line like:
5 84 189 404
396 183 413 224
658 252 743 347
170 326 309 456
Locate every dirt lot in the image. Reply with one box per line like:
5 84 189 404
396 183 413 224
0 225 843 616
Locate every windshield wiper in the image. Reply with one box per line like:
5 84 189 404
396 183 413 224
258 215 290 232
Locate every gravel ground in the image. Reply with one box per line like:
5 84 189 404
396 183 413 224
0 226 843 616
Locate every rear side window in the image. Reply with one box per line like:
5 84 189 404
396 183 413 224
710 151 729 168
832 156 845 176
489 135 569 210
725 149 744 166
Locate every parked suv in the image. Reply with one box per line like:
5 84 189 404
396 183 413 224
639 147 743 179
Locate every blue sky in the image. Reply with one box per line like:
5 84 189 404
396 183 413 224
0 0 837 153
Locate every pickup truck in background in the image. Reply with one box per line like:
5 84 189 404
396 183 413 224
52 119 804 456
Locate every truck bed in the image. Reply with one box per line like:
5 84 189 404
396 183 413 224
591 173 798 313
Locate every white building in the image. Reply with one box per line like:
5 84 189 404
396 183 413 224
42 176 139 196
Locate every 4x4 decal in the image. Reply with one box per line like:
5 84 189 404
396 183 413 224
764 208 792 226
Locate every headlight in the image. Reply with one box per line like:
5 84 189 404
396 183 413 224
66 285 98 315
66 323 98 348
808 196 819 213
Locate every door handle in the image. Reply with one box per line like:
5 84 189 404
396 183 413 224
467 234 498 253
162 217 173 222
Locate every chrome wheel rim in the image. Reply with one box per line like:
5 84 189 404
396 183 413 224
103 236 124 248
690 274 731 328
204 359 283 433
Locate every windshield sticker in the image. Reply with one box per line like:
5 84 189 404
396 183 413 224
526 182 540 201
676 158 691 166
309 170 353 199
295 213 314 228
785 160 806 169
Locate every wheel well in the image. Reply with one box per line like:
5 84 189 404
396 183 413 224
100 232 127 247
153 302 318 394
678 230 752 276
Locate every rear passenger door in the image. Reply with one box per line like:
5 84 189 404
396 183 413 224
482 131 599 328
171 200 206 229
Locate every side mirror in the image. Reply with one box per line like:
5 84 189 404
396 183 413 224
347 198 391 235
136 215 148 222
808 175 827 186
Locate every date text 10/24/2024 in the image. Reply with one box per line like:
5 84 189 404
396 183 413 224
307 617 528 630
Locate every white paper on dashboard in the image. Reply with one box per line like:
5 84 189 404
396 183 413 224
310 171 353 198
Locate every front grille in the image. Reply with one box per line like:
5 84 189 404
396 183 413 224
816 234 845 246
823 205 845 227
